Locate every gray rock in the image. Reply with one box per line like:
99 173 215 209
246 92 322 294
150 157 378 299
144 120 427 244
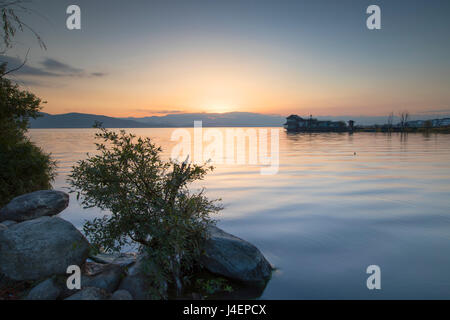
118 254 167 300
110 289 133 300
81 262 124 293
0 190 69 223
83 261 111 276
25 278 61 300
200 226 272 283
89 252 137 268
1 220 17 227
54 275 79 300
0 216 90 281
65 287 110 300
0 224 6 232
118 273 149 300
112 253 137 268
89 253 119 264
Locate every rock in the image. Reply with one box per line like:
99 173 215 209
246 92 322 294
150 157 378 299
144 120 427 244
191 292 204 300
83 261 111 276
1 220 17 227
81 262 124 293
0 190 69 223
118 254 167 300
25 278 61 300
89 252 137 268
111 253 137 268
0 216 90 281
200 226 272 283
65 287 110 300
118 273 149 300
0 224 6 232
110 289 133 300
54 275 79 300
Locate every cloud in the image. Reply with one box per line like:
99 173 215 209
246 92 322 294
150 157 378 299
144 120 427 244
1 55 60 77
0 55 107 81
90 72 107 77
41 58 83 74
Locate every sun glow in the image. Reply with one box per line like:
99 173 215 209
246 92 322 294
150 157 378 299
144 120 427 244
205 104 235 114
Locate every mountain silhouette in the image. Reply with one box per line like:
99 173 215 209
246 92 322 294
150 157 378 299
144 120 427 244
30 112 285 128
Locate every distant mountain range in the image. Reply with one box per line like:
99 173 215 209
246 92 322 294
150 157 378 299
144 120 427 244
29 112 286 128
122 112 286 127
29 113 151 128
29 112 450 128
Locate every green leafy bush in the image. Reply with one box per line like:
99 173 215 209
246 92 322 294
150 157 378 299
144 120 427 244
0 64 55 207
68 125 222 297
195 277 234 297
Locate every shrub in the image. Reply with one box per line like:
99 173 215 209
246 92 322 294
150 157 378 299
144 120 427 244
68 125 222 298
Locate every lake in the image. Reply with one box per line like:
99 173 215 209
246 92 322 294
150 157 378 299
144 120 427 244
28 128 450 299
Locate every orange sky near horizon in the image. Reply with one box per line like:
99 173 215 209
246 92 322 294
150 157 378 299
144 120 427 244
28 46 449 118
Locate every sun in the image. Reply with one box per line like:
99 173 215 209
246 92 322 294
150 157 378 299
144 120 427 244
205 104 235 114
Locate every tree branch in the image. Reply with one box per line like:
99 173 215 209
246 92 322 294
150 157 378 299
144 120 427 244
1 47 29 77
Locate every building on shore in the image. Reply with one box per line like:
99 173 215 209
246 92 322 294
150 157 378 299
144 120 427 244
284 115 450 133
406 118 450 128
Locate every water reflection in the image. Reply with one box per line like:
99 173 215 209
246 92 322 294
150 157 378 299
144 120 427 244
28 129 450 299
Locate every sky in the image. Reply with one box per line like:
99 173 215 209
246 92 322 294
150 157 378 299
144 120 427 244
2 0 450 118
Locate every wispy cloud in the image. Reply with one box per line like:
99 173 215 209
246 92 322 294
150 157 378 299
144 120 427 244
0 55 108 81
1 56 60 77
41 58 83 74
91 72 107 77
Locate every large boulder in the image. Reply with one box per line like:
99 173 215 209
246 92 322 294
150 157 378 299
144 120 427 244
200 226 272 283
0 216 90 281
118 254 167 300
0 190 69 223
25 278 61 300
65 287 110 300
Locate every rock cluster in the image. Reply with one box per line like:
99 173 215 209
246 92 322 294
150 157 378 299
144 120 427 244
0 190 272 300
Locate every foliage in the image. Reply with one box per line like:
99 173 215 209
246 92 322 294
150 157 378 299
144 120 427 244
68 124 223 298
0 64 55 207
0 0 46 54
195 277 233 297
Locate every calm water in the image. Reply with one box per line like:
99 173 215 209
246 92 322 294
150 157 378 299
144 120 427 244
28 128 450 299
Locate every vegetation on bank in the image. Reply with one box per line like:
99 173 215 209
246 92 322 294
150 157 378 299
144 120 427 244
0 1 55 207
0 64 56 207
68 124 223 298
